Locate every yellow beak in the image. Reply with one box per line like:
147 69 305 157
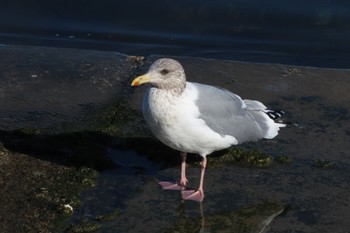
131 74 151 86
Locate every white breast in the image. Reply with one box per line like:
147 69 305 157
142 83 238 156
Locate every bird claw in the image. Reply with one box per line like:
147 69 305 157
179 178 188 187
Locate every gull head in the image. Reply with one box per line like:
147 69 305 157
131 58 186 93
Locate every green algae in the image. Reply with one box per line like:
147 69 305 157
275 155 294 164
313 160 336 169
95 208 123 222
66 208 123 233
207 148 274 168
91 98 143 137
0 143 99 233
13 126 42 135
66 219 101 233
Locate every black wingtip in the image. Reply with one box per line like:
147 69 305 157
266 110 285 120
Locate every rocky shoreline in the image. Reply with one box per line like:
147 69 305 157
1 45 349 232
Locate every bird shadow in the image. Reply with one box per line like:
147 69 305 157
0 129 190 171
0 129 118 171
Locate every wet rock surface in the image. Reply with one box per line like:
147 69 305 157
0 45 142 232
0 45 139 133
0 45 350 232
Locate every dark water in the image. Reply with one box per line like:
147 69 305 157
1 0 350 68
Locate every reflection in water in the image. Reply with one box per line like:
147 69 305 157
166 201 287 233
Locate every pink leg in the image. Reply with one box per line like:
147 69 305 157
182 156 207 202
159 152 188 191
179 152 188 187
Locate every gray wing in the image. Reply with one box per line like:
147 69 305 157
192 82 267 143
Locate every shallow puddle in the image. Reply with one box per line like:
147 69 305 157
67 56 350 232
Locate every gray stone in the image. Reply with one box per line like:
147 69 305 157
0 45 136 133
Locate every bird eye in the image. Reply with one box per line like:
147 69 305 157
160 69 169 75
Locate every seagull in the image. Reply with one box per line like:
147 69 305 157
131 58 285 202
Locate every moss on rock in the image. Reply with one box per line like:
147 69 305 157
207 148 274 168
0 144 99 233
313 160 336 169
